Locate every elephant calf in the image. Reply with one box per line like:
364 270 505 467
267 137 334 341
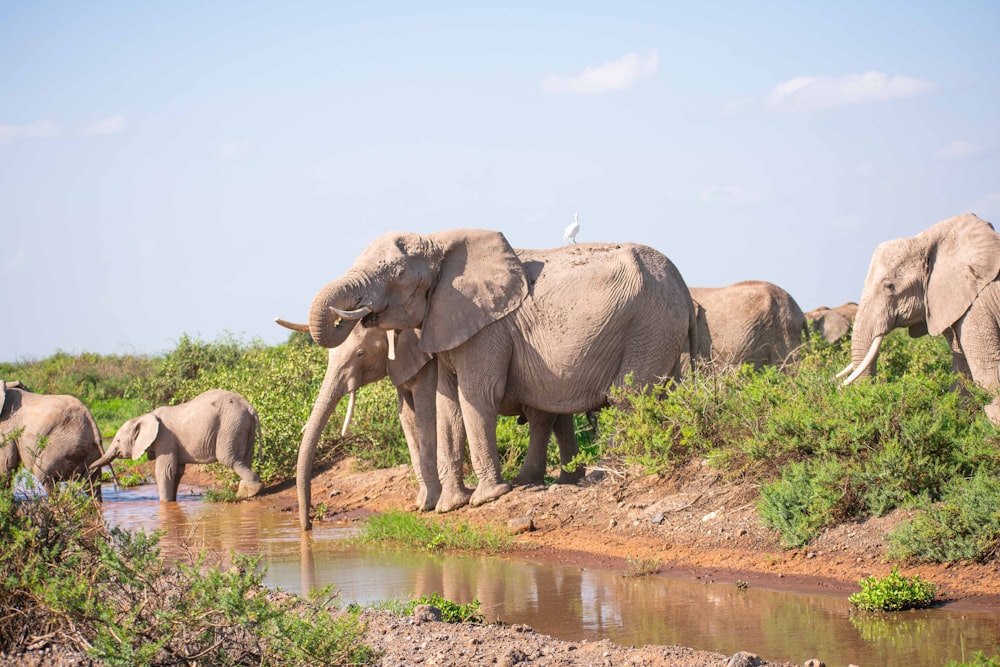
90 389 264 502
1 380 105 500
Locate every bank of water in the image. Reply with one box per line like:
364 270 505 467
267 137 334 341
101 485 1000 667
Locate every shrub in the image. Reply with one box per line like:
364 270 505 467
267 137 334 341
848 566 937 611
358 511 513 554
0 489 378 665
403 593 484 624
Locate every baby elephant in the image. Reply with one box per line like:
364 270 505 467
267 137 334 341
90 389 264 501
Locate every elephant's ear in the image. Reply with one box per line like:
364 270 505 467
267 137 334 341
0 381 7 418
420 229 529 353
388 329 433 385
131 414 161 460
924 213 1000 335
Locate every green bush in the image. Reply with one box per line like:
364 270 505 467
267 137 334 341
402 593 484 624
946 652 1000 667
0 489 378 665
887 471 1000 562
848 566 937 611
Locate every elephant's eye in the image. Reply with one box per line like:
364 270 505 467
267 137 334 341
884 282 896 295
356 350 365 358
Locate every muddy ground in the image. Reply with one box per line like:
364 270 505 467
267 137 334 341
260 456 1000 666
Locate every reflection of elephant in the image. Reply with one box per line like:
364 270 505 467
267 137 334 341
89 389 264 501
306 230 695 512
0 380 104 500
839 213 1000 422
689 280 807 369
274 319 580 530
805 302 858 344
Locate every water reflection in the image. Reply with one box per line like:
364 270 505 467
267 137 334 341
101 485 1000 667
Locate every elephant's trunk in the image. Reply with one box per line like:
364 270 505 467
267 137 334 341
89 447 119 473
297 349 353 531
309 272 375 348
841 335 884 386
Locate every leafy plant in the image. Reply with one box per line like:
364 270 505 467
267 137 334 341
624 555 661 577
848 566 937 611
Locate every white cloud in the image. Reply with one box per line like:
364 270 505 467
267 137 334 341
0 119 60 144
935 140 990 161
699 185 767 205
542 49 659 95
767 71 933 112
218 140 252 160
84 113 126 136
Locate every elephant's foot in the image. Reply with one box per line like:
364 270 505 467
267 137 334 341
236 479 264 499
415 484 442 512
435 486 473 513
469 481 512 507
556 466 585 485
512 470 544 486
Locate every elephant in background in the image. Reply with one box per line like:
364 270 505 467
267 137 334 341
839 213 1000 423
274 319 581 530
805 302 858 345
89 389 264 501
306 230 695 513
0 380 104 499
689 280 807 370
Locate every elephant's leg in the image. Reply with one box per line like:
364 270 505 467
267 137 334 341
232 460 263 499
435 366 473 513
957 297 1000 425
513 409 555 486
458 389 510 507
154 453 181 502
553 413 583 484
406 364 442 511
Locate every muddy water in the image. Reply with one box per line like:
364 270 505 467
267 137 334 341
102 485 1000 667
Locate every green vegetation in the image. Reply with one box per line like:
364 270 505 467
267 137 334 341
370 593 485 624
624 555 661 577
848 566 938 611
946 652 1000 667
5 327 1000 561
358 510 514 554
0 488 378 665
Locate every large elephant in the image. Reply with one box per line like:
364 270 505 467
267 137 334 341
689 280 807 370
306 230 695 513
273 319 581 530
805 302 858 345
839 213 1000 423
0 380 104 500
89 389 264 501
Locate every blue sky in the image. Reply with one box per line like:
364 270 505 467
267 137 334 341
2 1 998 361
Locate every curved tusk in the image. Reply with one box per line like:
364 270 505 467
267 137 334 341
387 330 396 361
330 305 372 320
340 391 356 437
841 335 884 387
274 317 310 332
834 362 855 380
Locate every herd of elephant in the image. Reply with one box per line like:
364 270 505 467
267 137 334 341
3 213 999 532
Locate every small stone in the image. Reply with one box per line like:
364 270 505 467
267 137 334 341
608 519 617 529
507 517 535 534
702 511 718 522
411 604 441 624
804 660 826 667
650 512 665 525
726 651 763 667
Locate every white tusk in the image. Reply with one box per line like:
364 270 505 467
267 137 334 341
340 391 356 437
330 305 372 320
387 330 396 361
841 335 884 387
834 362 855 380
274 317 310 332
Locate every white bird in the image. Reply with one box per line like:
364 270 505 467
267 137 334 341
564 213 580 244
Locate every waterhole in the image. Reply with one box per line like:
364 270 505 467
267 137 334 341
101 484 1000 667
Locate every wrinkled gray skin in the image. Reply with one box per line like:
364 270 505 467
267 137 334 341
90 389 263 501
308 230 695 513
274 321 581 530
0 380 104 500
841 213 1000 423
690 280 807 370
805 302 858 345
